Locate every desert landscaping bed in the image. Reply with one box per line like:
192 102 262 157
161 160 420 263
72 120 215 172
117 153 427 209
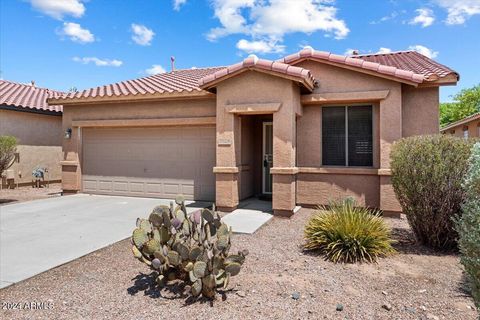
0 184 62 206
0 208 476 320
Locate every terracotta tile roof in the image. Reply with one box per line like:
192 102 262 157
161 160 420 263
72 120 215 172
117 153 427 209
51 48 459 104
52 67 225 103
198 55 315 91
440 111 480 132
279 47 427 84
352 51 459 82
0 80 63 113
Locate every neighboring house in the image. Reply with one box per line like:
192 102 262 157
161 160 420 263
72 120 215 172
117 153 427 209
49 47 458 217
0 80 63 187
440 112 480 138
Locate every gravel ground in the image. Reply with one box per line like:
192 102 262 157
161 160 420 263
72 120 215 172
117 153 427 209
0 184 62 206
0 208 476 320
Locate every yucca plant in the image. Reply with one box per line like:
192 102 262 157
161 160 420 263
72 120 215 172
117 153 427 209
304 198 396 263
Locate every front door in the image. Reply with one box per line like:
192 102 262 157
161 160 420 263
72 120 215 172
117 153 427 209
262 122 273 194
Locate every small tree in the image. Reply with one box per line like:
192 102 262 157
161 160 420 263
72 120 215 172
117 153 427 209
455 142 480 312
0 135 17 175
391 135 475 250
440 84 480 127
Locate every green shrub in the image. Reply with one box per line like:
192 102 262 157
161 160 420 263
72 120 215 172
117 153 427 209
303 199 395 263
455 142 480 311
131 196 247 299
391 135 475 250
0 135 17 174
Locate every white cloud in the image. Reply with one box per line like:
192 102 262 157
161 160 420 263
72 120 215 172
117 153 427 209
173 0 187 10
408 45 439 58
369 10 406 24
377 47 392 54
410 8 435 27
73 57 123 67
433 0 480 25
61 22 94 43
145 64 167 75
208 0 349 52
29 0 85 19
236 39 285 54
131 24 155 46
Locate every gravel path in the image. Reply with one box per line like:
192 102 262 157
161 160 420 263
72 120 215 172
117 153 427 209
0 208 476 320
0 184 62 206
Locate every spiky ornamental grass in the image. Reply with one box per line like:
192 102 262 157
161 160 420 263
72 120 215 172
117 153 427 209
304 199 396 263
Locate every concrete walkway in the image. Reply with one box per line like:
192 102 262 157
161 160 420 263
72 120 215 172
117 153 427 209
0 194 207 289
222 198 273 234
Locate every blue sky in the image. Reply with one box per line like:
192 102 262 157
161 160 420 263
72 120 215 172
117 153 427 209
1 0 479 102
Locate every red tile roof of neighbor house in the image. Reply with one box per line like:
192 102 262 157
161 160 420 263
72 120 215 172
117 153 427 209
352 50 459 82
49 47 459 104
440 111 480 132
0 80 63 113
198 55 316 91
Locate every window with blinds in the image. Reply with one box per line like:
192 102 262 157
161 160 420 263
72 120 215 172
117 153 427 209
322 106 373 167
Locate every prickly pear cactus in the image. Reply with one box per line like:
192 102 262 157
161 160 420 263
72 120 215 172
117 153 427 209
131 197 248 299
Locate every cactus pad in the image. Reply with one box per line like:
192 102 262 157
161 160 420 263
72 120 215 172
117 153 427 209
132 245 142 259
132 228 148 248
225 262 241 276
193 261 207 278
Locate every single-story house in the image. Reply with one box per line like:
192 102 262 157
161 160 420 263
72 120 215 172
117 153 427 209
49 47 458 217
440 112 480 138
0 80 63 187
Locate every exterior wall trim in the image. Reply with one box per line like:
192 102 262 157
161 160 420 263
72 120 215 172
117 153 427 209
213 166 240 173
298 167 392 176
270 167 299 174
226 102 282 114
71 117 216 128
301 90 390 105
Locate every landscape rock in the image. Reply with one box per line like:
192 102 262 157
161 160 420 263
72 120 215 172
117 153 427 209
291 292 300 300
236 291 246 298
382 303 392 311
336 304 344 311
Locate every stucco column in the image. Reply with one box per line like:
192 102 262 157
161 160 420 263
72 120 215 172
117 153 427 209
271 94 297 216
214 109 241 211
379 85 403 214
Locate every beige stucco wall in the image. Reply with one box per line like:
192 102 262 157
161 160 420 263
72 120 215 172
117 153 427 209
214 71 299 213
402 85 440 137
294 61 404 211
0 109 62 184
61 98 216 192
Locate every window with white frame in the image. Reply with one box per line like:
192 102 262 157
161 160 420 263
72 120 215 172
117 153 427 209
322 105 373 167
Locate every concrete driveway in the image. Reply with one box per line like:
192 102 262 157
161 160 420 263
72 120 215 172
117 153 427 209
0 194 208 289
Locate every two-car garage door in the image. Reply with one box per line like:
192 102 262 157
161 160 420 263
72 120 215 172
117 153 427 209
82 126 216 201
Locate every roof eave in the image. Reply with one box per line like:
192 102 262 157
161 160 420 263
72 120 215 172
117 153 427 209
199 67 315 93
48 90 216 106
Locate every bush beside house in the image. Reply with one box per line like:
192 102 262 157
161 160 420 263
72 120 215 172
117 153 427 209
455 142 480 312
0 135 17 175
391 135 475 250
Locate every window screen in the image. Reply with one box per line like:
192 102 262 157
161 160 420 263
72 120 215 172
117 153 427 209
322 106 373 167
348 106 373 166
322 107 346 166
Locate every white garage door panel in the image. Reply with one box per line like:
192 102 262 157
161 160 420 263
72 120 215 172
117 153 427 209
82 127 215 201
